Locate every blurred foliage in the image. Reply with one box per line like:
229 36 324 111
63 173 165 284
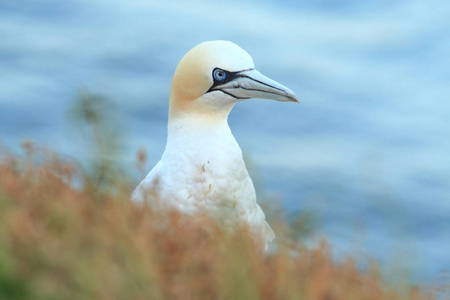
69 89 127 195
0 143 438 300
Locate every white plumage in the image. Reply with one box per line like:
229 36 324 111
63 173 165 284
133 41 298 248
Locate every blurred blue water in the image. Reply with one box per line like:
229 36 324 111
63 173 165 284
1 0 449 283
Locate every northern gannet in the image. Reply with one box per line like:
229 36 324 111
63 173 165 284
133 41 298 248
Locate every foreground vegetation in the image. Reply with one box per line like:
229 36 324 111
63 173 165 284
0 145 438 300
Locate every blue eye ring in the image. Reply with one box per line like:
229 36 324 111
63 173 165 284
213 68 227 81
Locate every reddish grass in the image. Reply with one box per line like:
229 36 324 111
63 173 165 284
0 147 436 300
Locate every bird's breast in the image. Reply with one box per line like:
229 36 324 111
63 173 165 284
132 119 274 247
158 121 257 215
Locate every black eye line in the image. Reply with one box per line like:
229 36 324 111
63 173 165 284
207 68 254 93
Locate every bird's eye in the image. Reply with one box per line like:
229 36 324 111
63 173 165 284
213 68 227 81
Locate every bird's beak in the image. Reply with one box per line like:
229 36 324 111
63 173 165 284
211 69 299 103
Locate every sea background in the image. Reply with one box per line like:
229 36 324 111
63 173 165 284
1 0 449 283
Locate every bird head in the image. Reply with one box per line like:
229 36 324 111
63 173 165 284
169 40 299 121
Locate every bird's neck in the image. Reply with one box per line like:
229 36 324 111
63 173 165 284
166 101 240 160
168 93 236 126
167 114 232 140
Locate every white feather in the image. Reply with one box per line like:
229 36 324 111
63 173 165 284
133 116 275 246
